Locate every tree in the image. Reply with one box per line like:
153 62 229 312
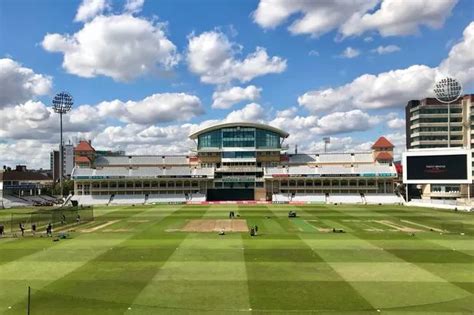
52 179 74 196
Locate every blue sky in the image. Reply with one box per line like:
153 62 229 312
0 0 473 169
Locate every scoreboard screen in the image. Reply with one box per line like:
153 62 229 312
404 152 471 183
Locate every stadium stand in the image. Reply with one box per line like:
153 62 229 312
272 193 291 202
328 194 364 204
290 193 326 203
110 194 146 205
71 123 399 204
288 154 317 164
72 195 111 206
318 153 353 163
353 153 374 163
364 194 403 205
146 194 187 203
2 195 31 207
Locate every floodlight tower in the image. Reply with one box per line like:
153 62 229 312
323 137 330 153
433 77 463 148
52 92 73 197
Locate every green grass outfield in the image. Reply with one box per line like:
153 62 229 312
0 204 473 314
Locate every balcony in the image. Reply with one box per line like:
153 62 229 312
216 166 263 172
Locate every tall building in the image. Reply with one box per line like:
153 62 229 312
404 94 473 204
50 150 60 182
50 143 75 182
405 94 473 149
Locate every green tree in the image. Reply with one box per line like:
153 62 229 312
52 179 74 196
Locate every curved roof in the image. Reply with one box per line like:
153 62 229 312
189 122 289 139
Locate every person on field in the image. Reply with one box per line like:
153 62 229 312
46 223 52 237
31 223 37 236
76 214 81 224
254 225 258 235
61 214 66 225
19 222 25 237
250 227 255 237
0 224 4 237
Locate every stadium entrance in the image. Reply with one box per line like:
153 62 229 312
207 188 254 201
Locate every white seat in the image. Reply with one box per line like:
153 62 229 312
329 194 363 204
365 194 403 204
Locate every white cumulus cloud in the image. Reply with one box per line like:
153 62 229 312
212 85 262 109
298 21 474 113
340 47 360 58
186 30 286 85
75 0 110 22
341 0 458 37
0 58 52 108
124 0 145 14
42 14 179 81
253 0 457 38
372 45 401 55
97 93 203 125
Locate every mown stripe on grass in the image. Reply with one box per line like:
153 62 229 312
3 205 185 314
245 233 374 312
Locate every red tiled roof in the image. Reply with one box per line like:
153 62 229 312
75 141 95 152
372 136 394 149
375 151 393 160
395 163 403 174
75 156 90 163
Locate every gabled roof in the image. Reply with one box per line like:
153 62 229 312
75 156 90 163
75 141 95 152
372 136 394 149
375 151 393 160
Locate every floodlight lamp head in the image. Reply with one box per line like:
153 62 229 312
433 77 463 103
52 91 74 114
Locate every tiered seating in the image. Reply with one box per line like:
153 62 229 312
164 167 192 176
95 156 129 166
24 196 48 203
272 194 291 202
189 193 206 202
355 164 395 174
2 195 31 207
288 154 316 164
318 153 352 163
319 165 352 175
163 156 188 165
193 168 214 177
72 195 111 205
110 195 145 205
265 167 288 176
291 194 326 203
73 166 214 178
131 156 159 165
39 195 58 202
288 165 318 175
146 194 187 203
353 153 373 163
329 194 363 204
365 194 403 205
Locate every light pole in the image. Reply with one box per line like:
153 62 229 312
433 77 463 148
323 137 330 153
52 92 73 198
